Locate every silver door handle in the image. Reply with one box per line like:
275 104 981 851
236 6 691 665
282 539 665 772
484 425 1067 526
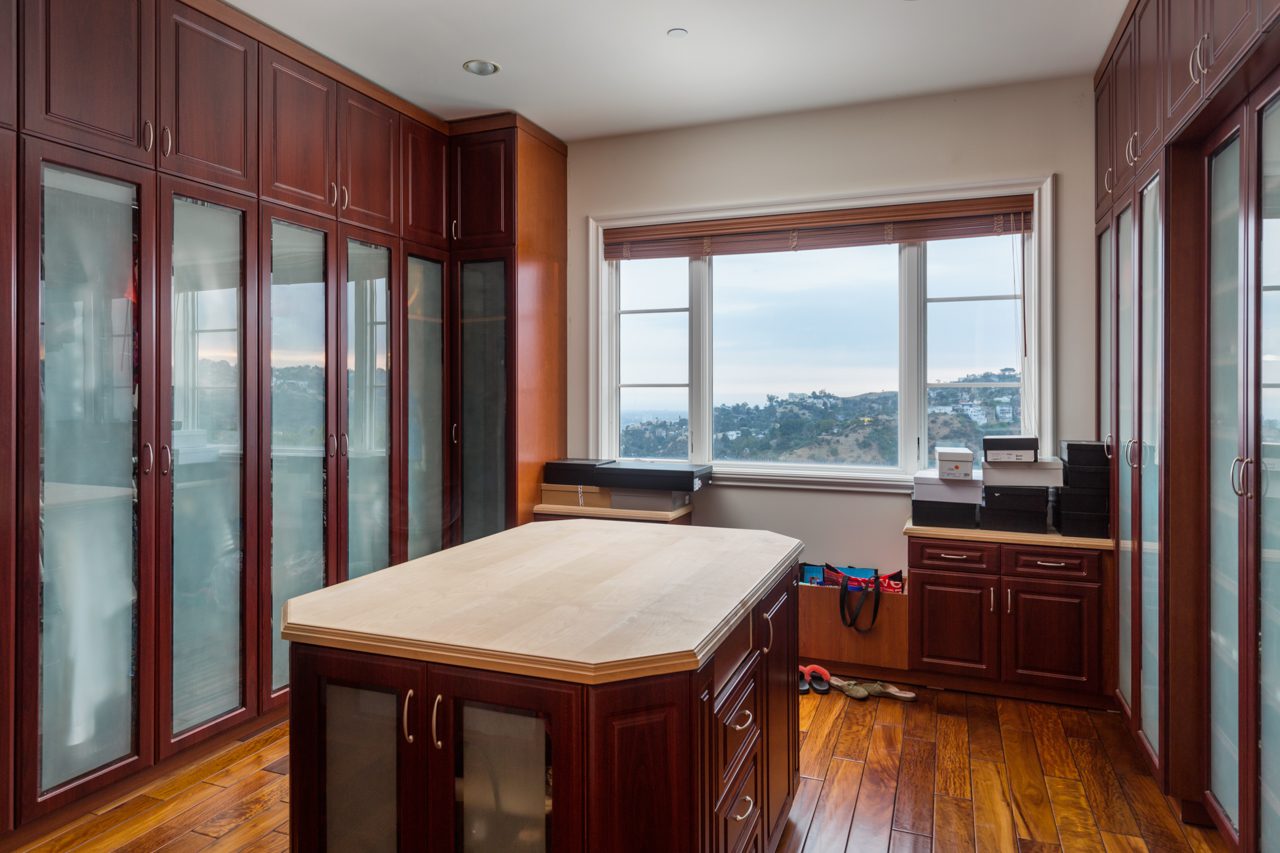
451 423 459 445
451 219 459 241
329 182 338 208
762 611 773 654
1190 41 1201 84
1196 34 1209 77
160 444 172 476
327 433 337 458
1104 167 1113 193
732 796 754 822
339 433 349 457
1103 433 1113 459
402 690 414 744
141 441 154 475
1007 589 1013 614
1231 455 1244 497
730 709 753 731
1125 135 1134 166
1131 132 1140 163
143 120 154 152
162 126 173 158
431 694 444 749
1125 438 1139 468
1244 457 1255 500
341 185 350 210
990 587 995 612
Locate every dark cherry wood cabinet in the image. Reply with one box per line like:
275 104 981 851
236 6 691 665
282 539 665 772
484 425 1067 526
289 644 429 851
1096 67 1115 220
0 0 14 129
1133 0 1162 166
757 573 797 850
22 0 157 165
1163 0 1205 134
259 45 338 216
0 129 13 835
402 117 448 247
1113 26 1138 194
338 85 399 233
909 568 1000 680
1202 0 1259 91
450 128 515 249
159 0 258 193
1001 578 1100 692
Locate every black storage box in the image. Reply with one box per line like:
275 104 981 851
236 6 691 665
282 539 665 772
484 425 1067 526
982 435 1039 463
912 499 978 529
1052 503 1110 538
1054 486 1109 515
979 506 1047 533
982 485 1049 512
542 459 712 492
1058 440 1110 467
1063 464 1109 490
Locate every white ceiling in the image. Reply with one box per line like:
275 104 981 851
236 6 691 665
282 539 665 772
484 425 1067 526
227 0 1126 142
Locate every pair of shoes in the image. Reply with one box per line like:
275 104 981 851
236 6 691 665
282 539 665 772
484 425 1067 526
829 676 869 700
798 664 831 695
860 681 917 702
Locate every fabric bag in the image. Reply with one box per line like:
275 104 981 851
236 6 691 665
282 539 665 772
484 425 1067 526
826 563 904 634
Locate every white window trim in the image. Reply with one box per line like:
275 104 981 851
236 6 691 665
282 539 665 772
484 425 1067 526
586 176 1057 493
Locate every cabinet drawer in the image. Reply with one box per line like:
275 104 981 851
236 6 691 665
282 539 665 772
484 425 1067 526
716 747 761 853
1001 545 1100 582
908 538 999 573
715 662 761 799
713 614 754 695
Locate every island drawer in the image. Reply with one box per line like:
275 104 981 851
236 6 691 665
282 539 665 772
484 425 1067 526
715 745 762 853
714 661 761 798
1001 544 1101 582
908 537 1000 573
714 614 755 695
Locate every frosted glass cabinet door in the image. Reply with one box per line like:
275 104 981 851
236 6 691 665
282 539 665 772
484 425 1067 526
407 254 445 558
459 260 508 542
1116 204 1136 710
1138 176 1163 757
1207 136 1244 830
1098 223 1113 451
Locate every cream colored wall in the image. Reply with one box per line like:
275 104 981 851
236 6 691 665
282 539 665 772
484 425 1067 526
564 75 1096 568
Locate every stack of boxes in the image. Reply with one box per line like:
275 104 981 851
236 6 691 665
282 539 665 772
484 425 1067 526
911 447 981 528
979 436 1061 533
1053 440 1111 538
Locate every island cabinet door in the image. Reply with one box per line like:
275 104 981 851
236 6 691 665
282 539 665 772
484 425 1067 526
289 644 429 852
757 569 798 850
426 665 584 853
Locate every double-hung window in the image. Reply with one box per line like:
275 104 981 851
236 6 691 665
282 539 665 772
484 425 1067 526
595 189 1047 484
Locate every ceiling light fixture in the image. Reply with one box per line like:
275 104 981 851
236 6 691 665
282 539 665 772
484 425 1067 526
462 59 501 76
666 27 688 38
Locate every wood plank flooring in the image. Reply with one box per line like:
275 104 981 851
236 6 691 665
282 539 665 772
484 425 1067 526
11 689 1226 852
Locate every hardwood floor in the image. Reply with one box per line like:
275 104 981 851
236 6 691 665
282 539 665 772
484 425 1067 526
9 689 1226 852
779 688 1228 853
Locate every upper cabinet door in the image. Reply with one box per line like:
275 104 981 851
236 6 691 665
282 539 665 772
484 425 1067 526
1202 0 1258 92
22 0 157 165
450 129 515 249
337 86 399 233
0 0 14 129
1096 70 1115 220
1113 26 1137 195
1162 0 1203 136
402 118 448 247
1264 0 1280 33
158 0 258 194
1132 0 1162 166
259 46 337 217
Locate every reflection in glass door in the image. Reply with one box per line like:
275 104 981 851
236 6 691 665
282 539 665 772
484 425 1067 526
455 703 551 852
1138 177 1163 756
460 260 508 542
268 218 329 691
1098 222 1113 455
1116 204 1135 710
1207 137 1243 830
407 254 445 558
36 163 143 792
168 194 246 734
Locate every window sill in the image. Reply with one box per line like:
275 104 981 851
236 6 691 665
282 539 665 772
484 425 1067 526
707 464 914 495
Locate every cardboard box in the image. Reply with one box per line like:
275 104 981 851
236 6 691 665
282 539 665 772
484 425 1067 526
540 483 612 508
913 469 983 503
981 458 1063 487
610 489 692 511
936 446 974 480
983 435 1039 463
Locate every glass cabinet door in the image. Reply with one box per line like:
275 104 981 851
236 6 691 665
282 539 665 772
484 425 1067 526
407 253 445 558
1098 221 1114 453
1207 135 1244 831
459 259 508 542
1116 203 1136 710
1138 176 1163 757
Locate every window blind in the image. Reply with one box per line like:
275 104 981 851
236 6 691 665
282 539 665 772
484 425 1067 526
602 195 1034 260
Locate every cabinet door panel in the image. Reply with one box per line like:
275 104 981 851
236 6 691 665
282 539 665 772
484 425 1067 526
1113 28 1137 194
339 86 399 233
458 257 510 541
22 0 157 164
402 118 447 247
404 249 447 559
758 570 797 850
1264 0 1280 32
1203 0 1258 92
0 0 14 129
159 0 258 193
451 130 515 249
259 46 337 217
1163 0 1203 135
1096 72 1115 220
1002 579 1100 692
908 569 999 679
1133 0 1162 164
0 129 13 834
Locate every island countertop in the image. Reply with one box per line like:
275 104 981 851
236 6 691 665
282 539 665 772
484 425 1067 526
281 518 804 685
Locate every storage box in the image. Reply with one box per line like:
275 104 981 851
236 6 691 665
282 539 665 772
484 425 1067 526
540 483 612 508
979 506 1047 533
982 485 1049 512
912 469 983 503
1058 440 1109 467
1052 502 1110 538
1053 486 1109 515
1063 464 1109 490
981 458 1063 487
912 499 978 528
610 489 692 511
983 435 1039 463
936 446 975 479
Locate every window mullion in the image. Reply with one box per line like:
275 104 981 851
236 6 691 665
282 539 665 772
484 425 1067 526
688 256 712 464
900 242 925 474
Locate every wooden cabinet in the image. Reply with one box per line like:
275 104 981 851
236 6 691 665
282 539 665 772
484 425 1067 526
402 117 448 247
1114 28 1138 194
259 45 338 216
22 0 157 164
289 644 428 851
1202 0 1259 91
1163 0 1204 133
0 0 14 129
1133 0 1163 165
0 129 13 835
450 128 515 248
1264 0 1280 31
338 85 399 233
756 571 798 850
909 569 1000 680
158 0 257 193
1096 68 1115 219
1001 578 1100 692
1160 0 1259 137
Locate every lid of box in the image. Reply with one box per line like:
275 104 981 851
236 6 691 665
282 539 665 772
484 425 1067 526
936 446 974 460
543 460 713 491
982 457 1062 471
983 435 1040 451
914 468 984 486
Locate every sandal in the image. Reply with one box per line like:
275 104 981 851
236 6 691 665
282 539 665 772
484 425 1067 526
798 672 810 695
799 664 831 694
859 681 917 702
829 676 869 700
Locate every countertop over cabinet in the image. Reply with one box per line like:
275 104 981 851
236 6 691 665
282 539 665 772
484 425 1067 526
903 519 1113 551
282 519 803 684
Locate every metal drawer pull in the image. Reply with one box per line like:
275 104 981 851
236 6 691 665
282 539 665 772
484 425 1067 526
141 441 154 475
1196 34 1208 77
936 553 969 561
1007 589 1013 614
989 587 995 612
1104 167 1113 193
1034 561 1067 568
763 612 774 654
329 182 338 207
162 126 173 157
1189 41 1200 84
452 219 459 240
1244 457 1255 500
143 120 154 152
431 694 443 749
730 709 753 732
1231 455 1245 497
402 690 414 744
732 796 754 822
1103 433 1113 459
160 444 172 476
341 185 350 210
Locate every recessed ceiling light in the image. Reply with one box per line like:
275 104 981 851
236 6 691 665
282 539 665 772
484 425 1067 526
666 27 689 38
462 59 501 76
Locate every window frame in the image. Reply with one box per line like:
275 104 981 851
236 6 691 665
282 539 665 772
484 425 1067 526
587 178 1057 492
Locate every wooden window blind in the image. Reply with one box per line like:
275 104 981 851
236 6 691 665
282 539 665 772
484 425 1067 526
602 195 1034 260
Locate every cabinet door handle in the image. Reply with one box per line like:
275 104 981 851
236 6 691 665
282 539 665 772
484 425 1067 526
327 433 337 458
733 796 754 822
936 553 969 561
1131 131 1140 163
402 689 414 744
143 120 154 152
329 182 338 208
1034 561 1067 568
1244 457 1255 500
762 611 774 654
990 587 995 612
431 693 444 749
1230 456 1244 497
451 423 460 445
162 126 172 158
341 185 350 210
1007 589 1013 614
1104 167 1113 193
160 444 172 476
1189 41 1201 84
730 709 753 732
451 219 459 241
141 441 154 475
1103 433 1113 459
1125 438 1138 469
1196 34 1209 77
339 433 349 457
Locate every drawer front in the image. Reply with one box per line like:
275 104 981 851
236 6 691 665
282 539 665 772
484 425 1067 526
1001 545 1101 582
713 614 754 695
717 747 761 853
715 662 761 798
908 537 999 573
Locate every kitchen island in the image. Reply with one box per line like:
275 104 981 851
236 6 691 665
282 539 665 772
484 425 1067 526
282 518 803 853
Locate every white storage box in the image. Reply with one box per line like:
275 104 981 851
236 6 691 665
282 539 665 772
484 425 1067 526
936 446 974 480
913 468 983 503
981 457 1064 487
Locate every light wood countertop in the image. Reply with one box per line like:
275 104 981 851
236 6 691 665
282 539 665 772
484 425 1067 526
903 519 1114 551
532 503 693 522
282 519 803 684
